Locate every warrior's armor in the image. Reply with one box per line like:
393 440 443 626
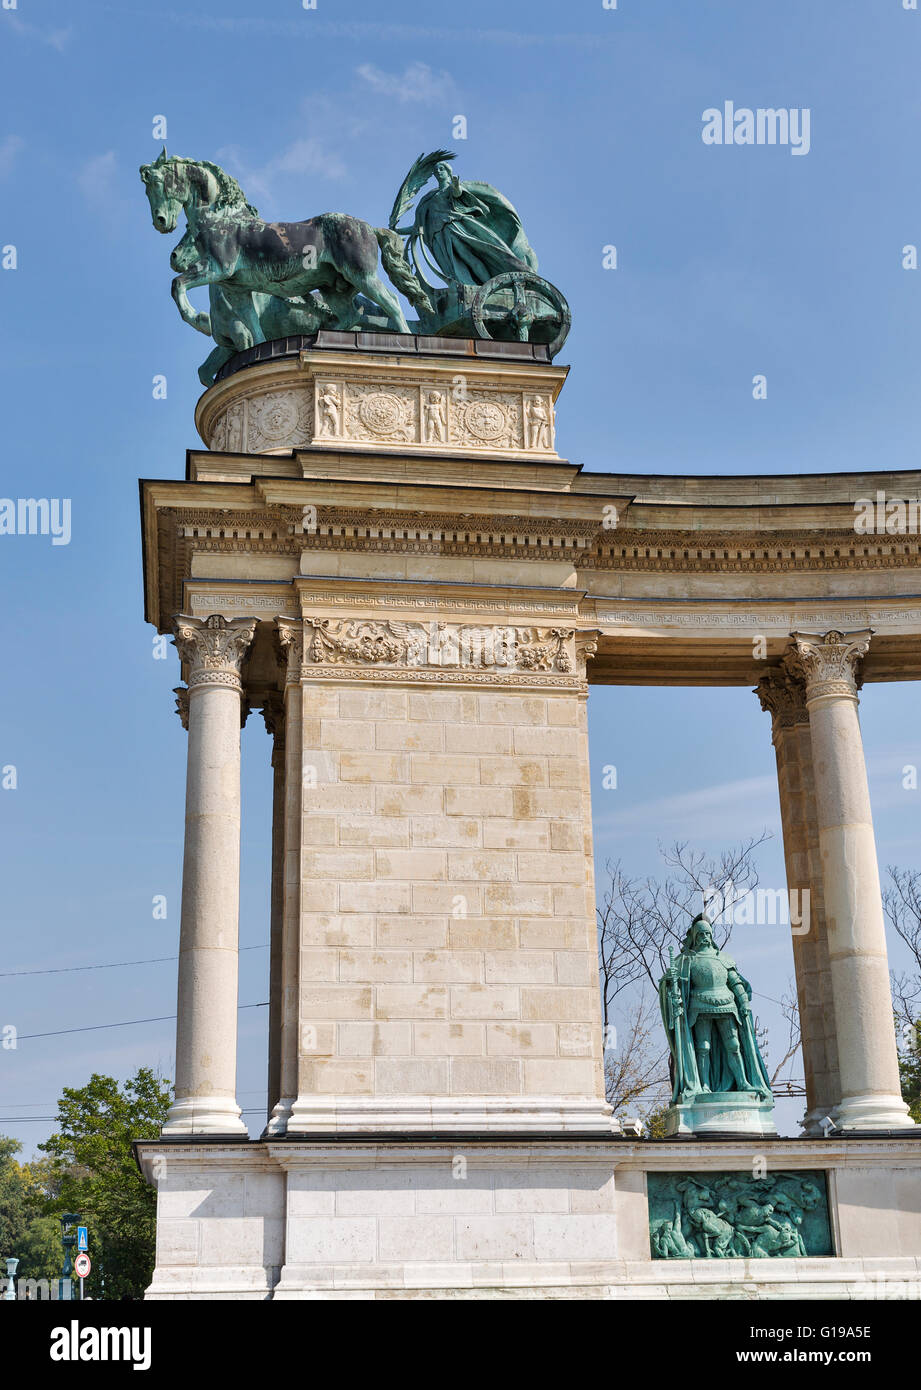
687 950 741 1027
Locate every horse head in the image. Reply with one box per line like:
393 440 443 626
140 148 185 233
140 150 221 234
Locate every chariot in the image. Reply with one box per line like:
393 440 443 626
415 270 571 358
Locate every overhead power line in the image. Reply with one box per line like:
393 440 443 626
0 943 269 979
16 1001 268 1042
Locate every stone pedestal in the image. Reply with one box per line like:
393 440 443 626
195 332 566 463
664 1095 777 1138
135 1135 921 1300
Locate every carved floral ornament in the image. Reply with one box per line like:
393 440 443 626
303 617 577 673
306 376 553 453
791 628 871 700
172 613 257 691
755 666 809 730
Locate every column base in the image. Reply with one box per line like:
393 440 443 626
834 1093 916 1132
161 1095 248 1137
263 1096 295 1137
284 1095 619 1136
800 1105 839 1137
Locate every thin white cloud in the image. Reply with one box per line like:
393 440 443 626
594 774 780 843
117 11 613 49
355 60 455 105
4 13 72 51
217 139 346 208
0 135 24 180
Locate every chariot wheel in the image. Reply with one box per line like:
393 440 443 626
470 270 571 357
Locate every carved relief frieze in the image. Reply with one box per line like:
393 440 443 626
299 617 581 686
307 373 552 455
206 389 313 454
594 527 921 574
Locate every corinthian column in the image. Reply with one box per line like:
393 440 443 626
163 614 257 1136
262 692 286 1123
791 630 913 1131
264 618 304 1136
756 666 839 1133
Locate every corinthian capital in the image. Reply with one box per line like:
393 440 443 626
275 617 304 683
172 614 257 692
174 685 190 730
790 629 871 701
755 665 809 733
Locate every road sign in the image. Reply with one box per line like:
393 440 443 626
77 1226 88 1252
74 1253 91 1279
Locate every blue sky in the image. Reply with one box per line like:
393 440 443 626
2 0 921 1146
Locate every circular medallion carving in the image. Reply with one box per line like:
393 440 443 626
358 391 404 436
464 399 507 442
252 392 298 441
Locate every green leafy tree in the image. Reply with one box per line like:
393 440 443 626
0 1137 35 1275
39 1068 171 1300
0 1141 62 1283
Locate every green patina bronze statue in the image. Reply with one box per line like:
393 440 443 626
389 149 538 288
659 913 775 1135
140 147 570 386
647 1170 832 1260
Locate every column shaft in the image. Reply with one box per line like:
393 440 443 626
265 619 304 1135
163 614 256 1137
263 695 286 1121
793 631 912 1131
758 668 839 1132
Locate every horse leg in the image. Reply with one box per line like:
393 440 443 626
218 284 263 351
171 260 226 336
349 270 411 334
198 343 234 388
316 282 363 331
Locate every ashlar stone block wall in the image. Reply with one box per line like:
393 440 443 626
287 678 607 1131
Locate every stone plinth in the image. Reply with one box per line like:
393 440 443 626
194 333 566 462
136 1136 921 1300
664 1095 778 1137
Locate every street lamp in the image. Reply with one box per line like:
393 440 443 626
4 1257 18 1301
59 1212 82 1302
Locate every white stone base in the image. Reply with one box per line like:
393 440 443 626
665 1095 777 1137
834 1092 915 1131
160 1094 248 1137
284 1095 618 1135
136 1135 921 1300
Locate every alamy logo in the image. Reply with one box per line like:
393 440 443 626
49 1320 151 1371
854 491 921 535
702 102 811 156
0 497 71 545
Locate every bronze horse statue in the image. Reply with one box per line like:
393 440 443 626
140 149 432 384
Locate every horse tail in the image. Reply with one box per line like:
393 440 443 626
374 227 433 316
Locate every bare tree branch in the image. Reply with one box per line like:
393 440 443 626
597 835 778 1113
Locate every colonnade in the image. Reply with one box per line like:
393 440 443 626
160 616 913 1137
